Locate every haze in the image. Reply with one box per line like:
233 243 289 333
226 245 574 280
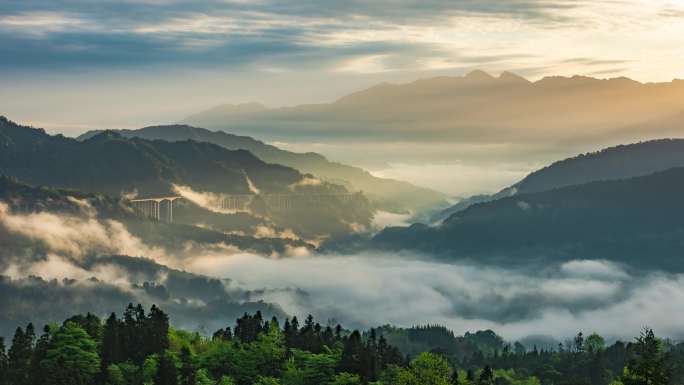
2 0 683 132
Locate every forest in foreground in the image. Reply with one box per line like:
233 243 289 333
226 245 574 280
0 305 682 385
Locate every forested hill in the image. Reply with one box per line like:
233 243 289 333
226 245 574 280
0 175 131 218
374 166 684 271
0 175 312 263
433 139 684 222
77 124 447 213
512 139 684 195
1 305 681 385
1 117 375 239
0 117 303 197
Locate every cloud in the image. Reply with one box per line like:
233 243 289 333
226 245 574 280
3 254 142 290
335 54 395 74
560 260 631 280
0 201 167 262
0 0 634 74
0 11 89 35
253 225 300 241
0 255 287 339
173 184 248 214
371 211 412 229
371 161 532 196
289 176 322 190
244 173 260 194
3 192 684 344
183 252 684 341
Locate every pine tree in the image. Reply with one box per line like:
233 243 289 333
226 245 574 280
623 328 669 385
213 327 233 341
63 313 102 341
28 325 52 385
147 305 170 356
0 337 8 385
179 346 196 385
234 312 265 343
8 325 34 385
284 318 298 349
574 332 585 353
339 331 371 380
122 303 137 362
322 326 334 346
478 365 494 385
155 351 179 385
101 312 122 377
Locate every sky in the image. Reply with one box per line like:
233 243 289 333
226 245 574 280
2 0 684 135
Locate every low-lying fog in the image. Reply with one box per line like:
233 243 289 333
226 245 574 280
2 200 683 342
186 252 684 341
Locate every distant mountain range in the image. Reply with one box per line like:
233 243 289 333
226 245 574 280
0 117 373 239
432 139 684 222
371 141 684 271
77 124 447 214
184 70 684 147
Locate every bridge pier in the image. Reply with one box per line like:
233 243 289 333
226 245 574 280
130 197 180 223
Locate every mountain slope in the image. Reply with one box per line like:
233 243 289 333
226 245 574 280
0 175 312 262
513 139 684 194
432 138 684 221
77 124 447 213
373 166 684 271
0 117 373 238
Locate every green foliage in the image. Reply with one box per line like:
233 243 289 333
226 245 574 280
586 333 607 353
40 322 100 385
217 376 236 385
492 369 540 385
4 304 678 385
394 352 451 385
110 362 142 385
154 350 178 385
179 346 196 385
143 355 159 384
8 323 34 385
253 376 282 385
105 364 126 385
478 365 494 385
282 348 340 385
195 368 215 385
330 372 362 385
621 329 669 385
101 304 170 369
200 319 286 385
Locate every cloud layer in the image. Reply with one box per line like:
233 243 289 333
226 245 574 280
3 197 684 343
186 252 684 341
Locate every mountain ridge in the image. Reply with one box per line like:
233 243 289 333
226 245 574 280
77 124 448 214
372 165 684 271
0 116 374 239
432 138 684 222
182 70 684 161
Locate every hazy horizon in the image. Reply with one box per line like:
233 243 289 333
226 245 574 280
2 0 684 133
